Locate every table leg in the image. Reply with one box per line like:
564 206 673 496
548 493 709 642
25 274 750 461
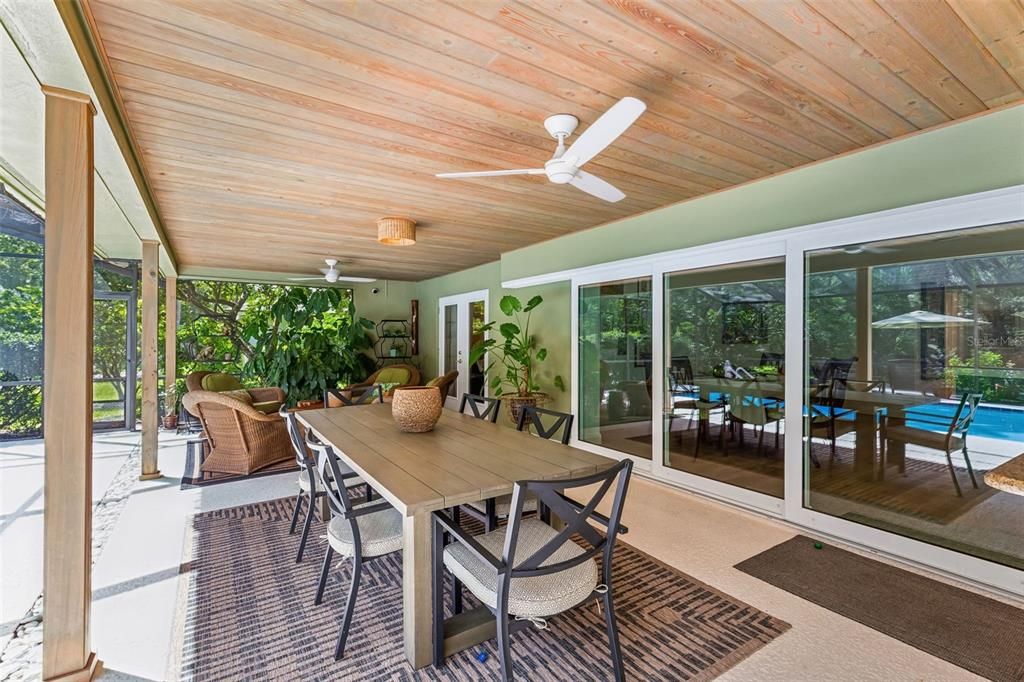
853 412 877 480
403 510 433 669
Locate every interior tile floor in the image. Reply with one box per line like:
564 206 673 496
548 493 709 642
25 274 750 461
3 425 1022 680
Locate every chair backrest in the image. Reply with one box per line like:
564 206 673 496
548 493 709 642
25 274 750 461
668 357 694 391
324 384 384 407
304 434 358 524
830 377 886 410
279 405 313 468
820 357 856 384
759 351 785 372
949 393 982 437
427 370 459 399
458 393 501 423
502 459 632 584
515 405 574 445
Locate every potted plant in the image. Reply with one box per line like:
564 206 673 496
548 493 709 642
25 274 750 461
469 294 565 424
162 385 179 430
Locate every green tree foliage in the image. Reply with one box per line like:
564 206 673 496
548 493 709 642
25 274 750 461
242 286 375 403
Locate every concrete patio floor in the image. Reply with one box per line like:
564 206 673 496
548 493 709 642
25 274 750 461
2 428 1020 680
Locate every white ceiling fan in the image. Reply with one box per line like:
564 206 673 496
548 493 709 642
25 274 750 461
287 258 376 284
435 97 647 203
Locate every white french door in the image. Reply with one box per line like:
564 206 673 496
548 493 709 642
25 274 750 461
438 290 489 410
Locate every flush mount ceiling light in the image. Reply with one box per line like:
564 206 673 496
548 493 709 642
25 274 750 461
377 216 416 246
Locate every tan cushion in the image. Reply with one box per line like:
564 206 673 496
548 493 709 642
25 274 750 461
252 400 283 414
201 372 243 392
220 389 253 406
426 376 444 387
327 504 403 558
444 518 598 618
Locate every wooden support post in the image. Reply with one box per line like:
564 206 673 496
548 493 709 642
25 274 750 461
855 266 873 382
165 276 177 419
41 85 102 682
140 240 161 480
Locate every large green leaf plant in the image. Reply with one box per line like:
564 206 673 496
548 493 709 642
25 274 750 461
469 294 564 398
242 287 375 404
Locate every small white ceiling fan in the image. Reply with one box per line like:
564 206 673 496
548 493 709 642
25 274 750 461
435 97 647 203
288 258 376 284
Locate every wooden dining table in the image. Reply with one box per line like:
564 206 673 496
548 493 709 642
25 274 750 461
295 402 612 669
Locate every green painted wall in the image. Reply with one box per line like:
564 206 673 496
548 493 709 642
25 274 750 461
414 262 571 425
501 106 1024 280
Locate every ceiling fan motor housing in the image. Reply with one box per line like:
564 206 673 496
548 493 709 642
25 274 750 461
543 113 579 139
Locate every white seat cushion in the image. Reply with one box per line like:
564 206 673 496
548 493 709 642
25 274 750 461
443 518 598 618
298 468 363 492
466 494 538 517
327 504 403 558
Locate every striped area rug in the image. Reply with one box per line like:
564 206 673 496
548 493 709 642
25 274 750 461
177 497 789 681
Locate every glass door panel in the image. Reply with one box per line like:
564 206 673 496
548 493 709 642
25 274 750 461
663 257 786 498
441 303 459 406
469 300 486 396
578 277 652 459
803 221 1024 570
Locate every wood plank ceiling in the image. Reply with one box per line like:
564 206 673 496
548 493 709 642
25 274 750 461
82 0 1024 281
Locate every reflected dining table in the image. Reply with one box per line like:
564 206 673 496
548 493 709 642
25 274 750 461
691 378 939 478
296 402 611 669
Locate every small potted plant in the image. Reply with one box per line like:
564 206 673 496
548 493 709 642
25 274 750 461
162 385 179 430
469 294 564 424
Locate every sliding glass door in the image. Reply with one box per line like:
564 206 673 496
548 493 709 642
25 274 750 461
662 257 786 499
577 277 653 460
566 189 1022 594
802 222 1024 573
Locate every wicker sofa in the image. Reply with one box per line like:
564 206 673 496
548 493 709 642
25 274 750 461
182 389 293 475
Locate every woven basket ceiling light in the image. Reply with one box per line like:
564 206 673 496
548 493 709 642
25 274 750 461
377 216 416 246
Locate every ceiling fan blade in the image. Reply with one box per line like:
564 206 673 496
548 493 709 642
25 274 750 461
564 97 646 167
436 169 545 179
287 277 326 281
335 276 378 283
569 170 625 202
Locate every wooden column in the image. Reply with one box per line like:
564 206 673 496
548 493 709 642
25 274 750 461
41 85 102 682
164 276 177 419
139 240 161 480
855 266 873 381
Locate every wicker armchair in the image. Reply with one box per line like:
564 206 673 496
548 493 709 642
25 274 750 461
182 390 292 475
341 363 421 399
184 371 285 415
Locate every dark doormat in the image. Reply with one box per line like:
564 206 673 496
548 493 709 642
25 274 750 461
735 535 1024 681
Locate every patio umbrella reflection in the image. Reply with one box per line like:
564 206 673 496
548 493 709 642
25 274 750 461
871 310 985 329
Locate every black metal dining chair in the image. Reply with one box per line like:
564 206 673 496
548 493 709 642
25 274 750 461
280 406 368 564
432 459 633 681
304 433 403 660
324 384 384 407
458 392 502 423
460 406 575 533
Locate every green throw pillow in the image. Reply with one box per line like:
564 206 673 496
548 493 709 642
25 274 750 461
221 389 253 406
201 372 243 392
376 367 410 385
253 400 283 414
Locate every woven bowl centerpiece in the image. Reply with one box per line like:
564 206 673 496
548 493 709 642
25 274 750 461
391 386 443 432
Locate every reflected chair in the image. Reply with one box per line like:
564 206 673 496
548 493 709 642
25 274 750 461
807 378 886 465
304 433 403 660
280 406 367 564
432 459 633 681
458 392 502 423
726 381 784 456
880 393 982 496
324 384 384 407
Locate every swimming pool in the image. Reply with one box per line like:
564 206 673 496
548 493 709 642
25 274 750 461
905 402 1024 443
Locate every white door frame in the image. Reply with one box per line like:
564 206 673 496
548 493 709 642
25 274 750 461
549 186 1024 596
438 289 489 409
